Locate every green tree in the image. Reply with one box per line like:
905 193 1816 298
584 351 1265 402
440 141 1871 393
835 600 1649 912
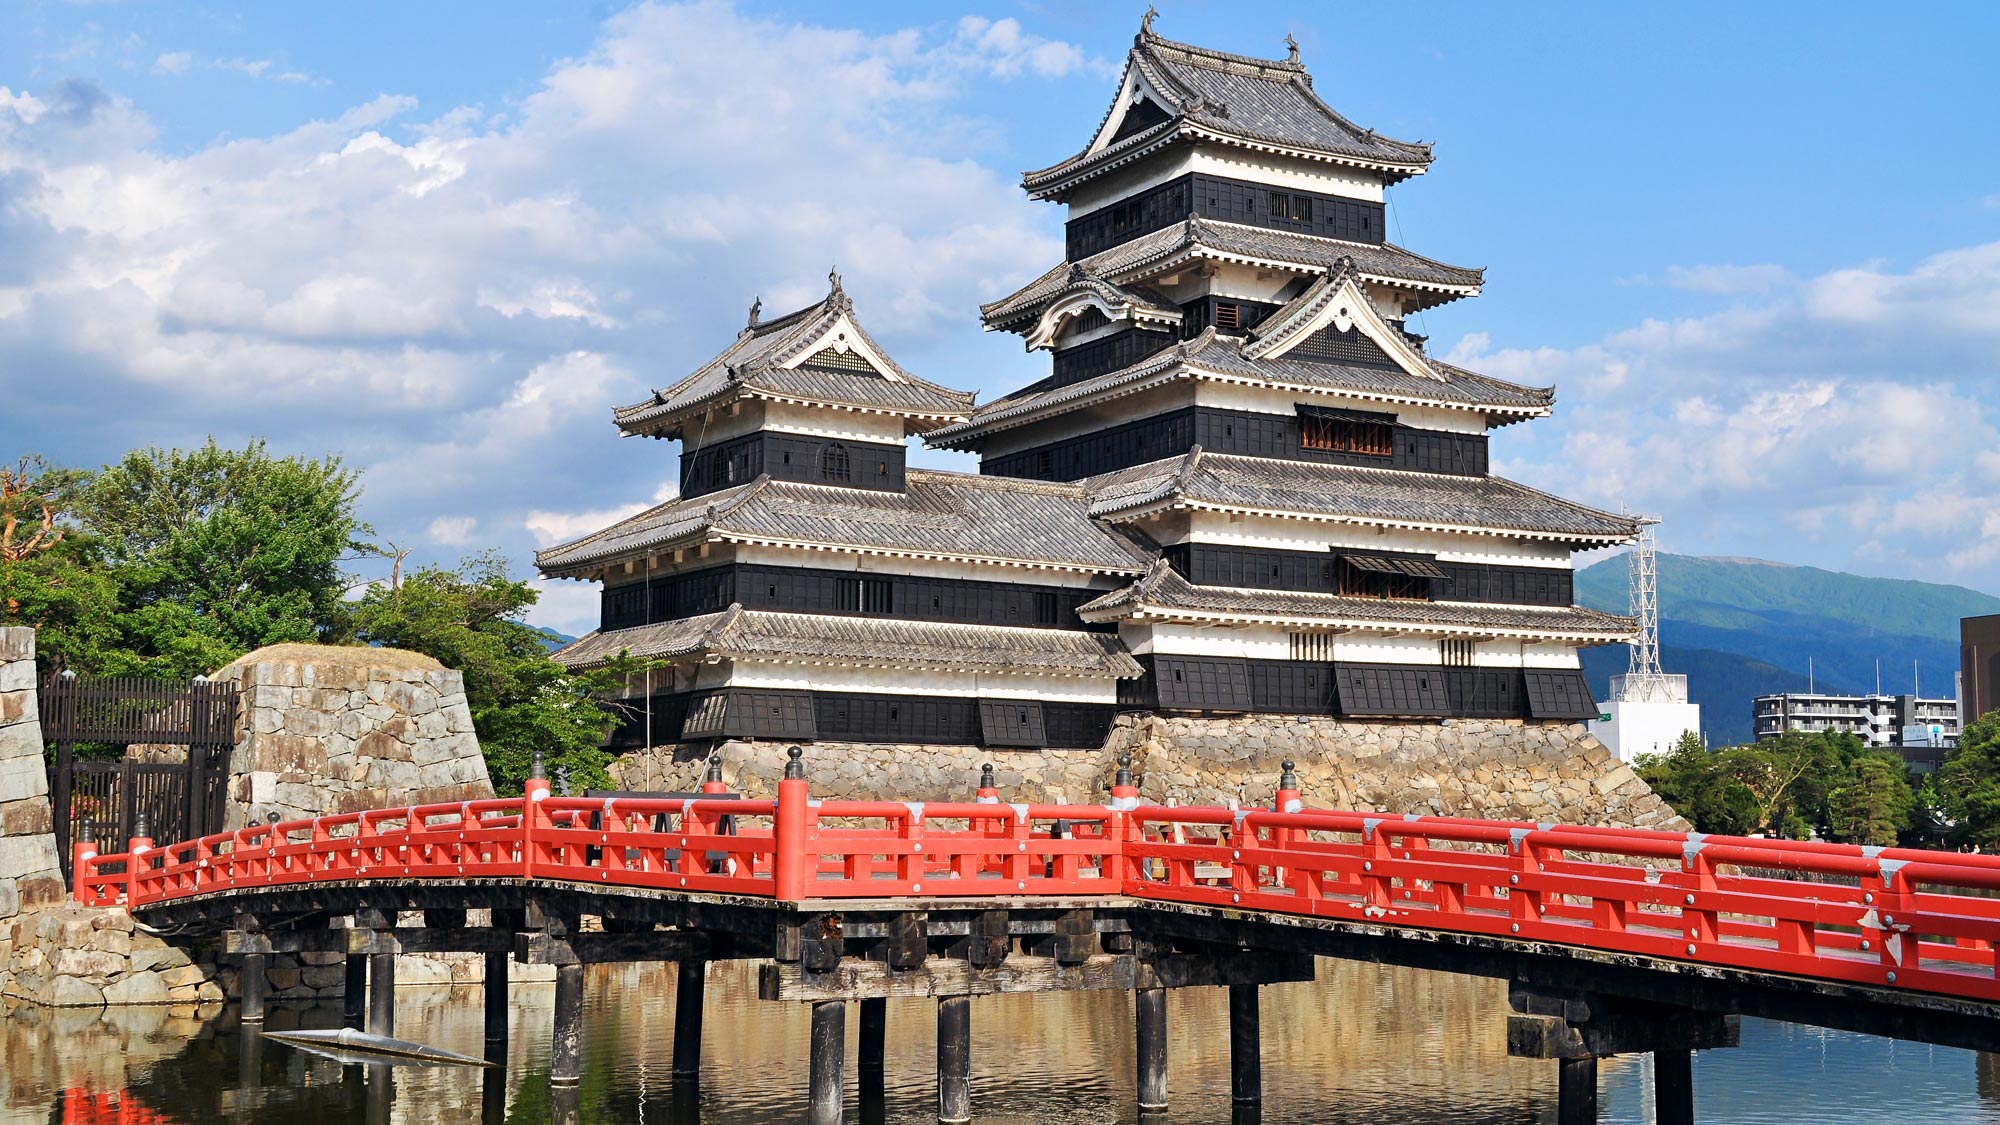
79 439 370 676
0 456 122 673
1824 750 1917 845
351 552 638 795
1937 711 2000 850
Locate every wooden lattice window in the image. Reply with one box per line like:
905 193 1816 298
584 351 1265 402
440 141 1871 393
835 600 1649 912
1300 410 1393 457
820 442 851 482
1214 302 1241 329
1289 632 1336 661
1440 639 1475 667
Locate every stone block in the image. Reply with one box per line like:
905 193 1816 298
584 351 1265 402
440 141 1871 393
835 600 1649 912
88 929 132 956
103 972 170 1005
357 731 412 762
0 661 32 694
301 965 345 990
298 950 344 967
265 966 301 991
0 627 34 663
0 879 17 920
0 690 29 725
16 873 65 912
127 945 191 975
196 980 225 1004
159 963 206 989
286 708 335 738
1 797 54 837
0 762 48 805
54 948 125 979
40 974 104 1008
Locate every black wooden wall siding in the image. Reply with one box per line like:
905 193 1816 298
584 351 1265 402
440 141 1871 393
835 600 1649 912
1119 654 1596 722
612 687 1115 749
680 432 905 500
1158 543 1574 608
600 563 1109 634
1064 172 1387 261
1049 326 1179 389
981 405 1488 482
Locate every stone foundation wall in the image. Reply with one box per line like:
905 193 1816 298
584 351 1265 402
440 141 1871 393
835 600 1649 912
0 629 64 930
212 644 493 829
608 712 1685 831
1 905 223 1008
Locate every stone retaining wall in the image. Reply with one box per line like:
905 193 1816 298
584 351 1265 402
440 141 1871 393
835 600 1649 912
0 629 64 932
212 644 493 829
608 713 1685 830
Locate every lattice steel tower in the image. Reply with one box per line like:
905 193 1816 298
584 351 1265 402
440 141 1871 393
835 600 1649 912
1620 514 1670 702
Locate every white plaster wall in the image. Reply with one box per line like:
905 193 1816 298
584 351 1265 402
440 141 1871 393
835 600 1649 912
1122 625 1584 668
1173 511 1577 566
1192 381 1489 436
1062 145 1386 216
722 661 1118 704
729 543 1126 585
760 401 912 444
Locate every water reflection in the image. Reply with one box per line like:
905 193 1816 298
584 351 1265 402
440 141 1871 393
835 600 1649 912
6 959 1999 1124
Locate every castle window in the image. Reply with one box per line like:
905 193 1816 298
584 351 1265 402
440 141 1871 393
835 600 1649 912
1270 192 1312 222
1214 302 1241 330
1289 632 1335 661
820 442 851 482
1300 408 1393 457
1441 639 1475 667
1037 450 1053 477
1336 554 1443 602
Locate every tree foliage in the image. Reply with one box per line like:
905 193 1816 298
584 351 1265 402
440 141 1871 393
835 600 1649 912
351 551 637 796
1935 711 2000 850
0 456 119 673
1636 728 1918 845
77 439 371 676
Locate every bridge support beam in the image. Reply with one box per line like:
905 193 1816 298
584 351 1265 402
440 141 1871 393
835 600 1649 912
938 995 971 1124
484 950 509 1043
551 962 585 1087
1136 985 1168 1114
857 995 885 1105
236 931 271 1024
808 999 845 1125
344 954 368 1030
1654 1048 1694 1125
673 960 706 1079
1508 986 1736 1125
1229 983 1260 1106
368 949 396 1037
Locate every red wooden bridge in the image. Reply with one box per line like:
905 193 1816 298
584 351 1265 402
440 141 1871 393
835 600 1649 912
73 750 2000 1125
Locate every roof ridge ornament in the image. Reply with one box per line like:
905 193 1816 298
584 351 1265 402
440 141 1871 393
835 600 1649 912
747 296 761 328
1140 5 1158 37
1284 33 1299 65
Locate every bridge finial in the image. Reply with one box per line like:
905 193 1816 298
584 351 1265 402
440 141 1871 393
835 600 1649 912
132 810 149 841
706 756 724 784
78 819 95 845
1279 759 1297 791
1115 753 1133 789
980 762 996 789
268 810 281 826
530 746 547 783
784 744 805 781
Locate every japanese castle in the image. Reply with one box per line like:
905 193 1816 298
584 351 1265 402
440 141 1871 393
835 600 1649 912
538 18 1637 752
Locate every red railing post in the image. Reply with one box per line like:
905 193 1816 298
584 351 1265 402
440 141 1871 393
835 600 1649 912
71 822 97 904
523 748 552 880
1269 759 1301 893
773 746 810 901
1108 754 1139 887
1868 857 1916 982
126 812 155 908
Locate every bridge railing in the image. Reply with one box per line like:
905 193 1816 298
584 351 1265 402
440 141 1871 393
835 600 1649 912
68 752 2000 1003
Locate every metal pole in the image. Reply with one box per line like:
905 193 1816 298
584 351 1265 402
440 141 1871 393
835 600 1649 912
484 950 509 1043
551 962 585 1087
343 954 368 1030
1654 1048 1693 1125
1558 1056 1598 1125
937 995 972 1125
1229 984 1260 1106
1135 986 1168 1113
808 1000 846 1125
672 960 706 1078
367 951 396 1037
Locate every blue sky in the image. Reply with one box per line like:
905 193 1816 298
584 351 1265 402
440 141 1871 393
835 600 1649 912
3 1 1997 634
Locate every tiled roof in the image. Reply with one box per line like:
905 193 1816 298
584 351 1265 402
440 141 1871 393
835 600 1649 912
926 329 1552 446
1023 27 1433 197
981 216 1481 331
614 284 973 436
550 606 1144 677
535 470 1154 578
1077 561 1634 641
1084 449 1641 543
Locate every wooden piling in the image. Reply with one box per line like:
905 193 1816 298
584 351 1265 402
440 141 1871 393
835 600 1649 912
937 995 971 1124
239 949 267 1023
484 950 509 1043
673 960 706 1078
551 962 585 1087
809 1000 846 1125
1654 1048 1693 1125
1136 986 1168 1113
1558 1056 1598 1125
344 954 368 1030
1229 983 1261 1105
367 951 396 1037
857 994 886 1106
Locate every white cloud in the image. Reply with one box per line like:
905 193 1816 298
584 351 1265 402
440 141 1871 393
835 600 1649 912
153 52 193 77
0 1 1080 604
525 481 680 548
428 516 477 545
1460 244 2000 591
218 58 314 85
1662 263 1793 295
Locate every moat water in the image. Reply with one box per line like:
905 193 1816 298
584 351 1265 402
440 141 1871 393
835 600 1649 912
4 959 1995 1124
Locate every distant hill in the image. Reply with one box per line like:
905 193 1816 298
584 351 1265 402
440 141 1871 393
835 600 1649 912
1575 555 2000 746
535 627 576 652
